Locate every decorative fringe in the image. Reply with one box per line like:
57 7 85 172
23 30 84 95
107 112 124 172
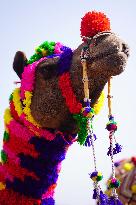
107 143 122 156
84 134 97 147
99 191 109 205
93 188 97 199
113 143 122 154
73 114 88 145
41 197 55 205
108 196 123 205
93 189 109 205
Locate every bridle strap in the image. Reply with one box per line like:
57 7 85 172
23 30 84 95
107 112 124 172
81 31 114 42
81 31 114 101
107 77 113 116
82 60 90 99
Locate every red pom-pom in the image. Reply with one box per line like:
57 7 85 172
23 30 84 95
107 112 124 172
131 156 136 166
80 11 111 41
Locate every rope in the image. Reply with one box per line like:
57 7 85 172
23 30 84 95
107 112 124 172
107 77 113 116
107 77 118 197
82 60 89 99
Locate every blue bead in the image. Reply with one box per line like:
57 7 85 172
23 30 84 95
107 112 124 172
114 162 120 167
90 171 98 178
109 115 114 121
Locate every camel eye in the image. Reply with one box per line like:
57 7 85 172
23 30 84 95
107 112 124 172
95 35 107 45
39 64 58 80
38 57 59 80
94 33 111 46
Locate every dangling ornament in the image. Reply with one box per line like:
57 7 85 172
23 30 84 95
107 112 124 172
79 11 111 205
80 31 108 205
76 11 124 205
106 78 123 205
82 59 107 205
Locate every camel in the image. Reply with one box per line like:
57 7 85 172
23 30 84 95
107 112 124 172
0 11 129 205
106 157 136 205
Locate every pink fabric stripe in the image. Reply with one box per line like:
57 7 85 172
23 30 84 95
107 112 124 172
42 184 56 199
57 162 62 173
20 114 56 141
3 144 20 165
21 57 47 99
0 165 13 181
7 119 33 142
7 114 56 143
54 42 63 54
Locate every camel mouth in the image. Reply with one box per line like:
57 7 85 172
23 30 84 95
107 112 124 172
85 45 129 104
121 43 130 57
89 40 129 63
88 44 129 76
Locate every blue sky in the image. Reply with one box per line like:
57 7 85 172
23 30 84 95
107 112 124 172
0 1 136 204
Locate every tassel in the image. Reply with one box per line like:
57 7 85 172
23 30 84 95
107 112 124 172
84 134 97 147
108 196 123 205
93 188 98 199
113 143 122 154
92 189 109 204
99 191 109 205
107 143 122 156
107 145 112 156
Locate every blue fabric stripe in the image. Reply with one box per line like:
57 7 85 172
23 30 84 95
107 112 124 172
6 135 67 199
57 46 73 75
41 197 55 205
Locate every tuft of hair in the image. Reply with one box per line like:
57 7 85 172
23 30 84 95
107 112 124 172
80 11 111 41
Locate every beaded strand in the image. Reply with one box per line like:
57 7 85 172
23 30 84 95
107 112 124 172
106 78 123 205
81 59 107 204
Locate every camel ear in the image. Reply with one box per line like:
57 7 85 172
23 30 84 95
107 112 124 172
13 51 28 79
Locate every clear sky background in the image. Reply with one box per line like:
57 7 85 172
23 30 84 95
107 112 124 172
0 1 136 205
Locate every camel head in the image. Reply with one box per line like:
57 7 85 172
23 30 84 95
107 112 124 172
13 11 129 134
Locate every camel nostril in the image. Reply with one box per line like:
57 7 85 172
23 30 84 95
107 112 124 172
122 43 130 57
122 43 127 52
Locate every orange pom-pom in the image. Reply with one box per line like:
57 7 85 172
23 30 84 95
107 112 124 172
80 11 111 41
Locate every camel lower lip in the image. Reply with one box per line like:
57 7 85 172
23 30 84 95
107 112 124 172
120 51 129 58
